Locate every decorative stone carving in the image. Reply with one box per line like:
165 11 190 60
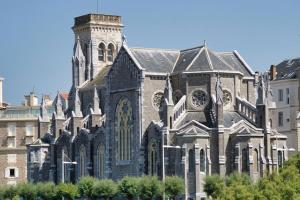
191 90 208 108
223 90 232 106
152 92 164 110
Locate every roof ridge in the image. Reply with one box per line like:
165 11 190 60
130 47 179 52
180 45 204 52
185 47 204 71
204 47 214 70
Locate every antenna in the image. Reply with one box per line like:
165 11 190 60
97 0 100 14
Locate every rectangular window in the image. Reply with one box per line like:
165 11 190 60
278 89 283 102
7 124 16 137
7 138 16 148
26 124 34 136
9 169 15 177
278 112 283 127
286 88 290 104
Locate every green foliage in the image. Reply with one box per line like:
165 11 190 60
204 153 300 200
16 182 37 200
204 175 225 199
92 179 118 200
56 182 78 200
139 176 163 200
118 176 140 199
0 186 5 200
77 176 96 199
164 176 185 200
3 186 17 200
36 182 57 200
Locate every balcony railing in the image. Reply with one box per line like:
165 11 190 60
173 95 186 124
236 96 257 124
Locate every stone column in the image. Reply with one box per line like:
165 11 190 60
194 144 201 200
206 145 212 175
259 143 266 177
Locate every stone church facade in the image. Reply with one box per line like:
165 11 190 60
27 13 288 199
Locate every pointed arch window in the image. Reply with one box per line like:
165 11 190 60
148 140 158 175
242 148 248 173
115 98 133 161
253 149 259 172
189 149 195 172
107 43 114 62
278 150 283 168
79 145 86 177
98 43 105 61
200 149 206 172
97 144 105 178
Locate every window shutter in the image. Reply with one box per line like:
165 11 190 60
5 168 9 178
15 168 19 178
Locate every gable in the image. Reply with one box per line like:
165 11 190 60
177 120 210 137
109 46 142 90
229 120 262 136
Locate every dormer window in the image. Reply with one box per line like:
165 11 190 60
107 43 114 62
98 43 105 61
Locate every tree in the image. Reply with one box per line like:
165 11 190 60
92 179 118 200
16 182 37 200
36 182 57 200
164 176 185 200
139 176 163 200
77 176 96 199
56 183 78 200
118 176 140 200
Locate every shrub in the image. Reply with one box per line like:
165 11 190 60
3 186 18 200
56 183 78 200
118 176 140 199
36 182 57 200
77 176 97 199
139 176 163 200
204 175 225 199
16 182 37 200
164 176 185 200
92 179 118 200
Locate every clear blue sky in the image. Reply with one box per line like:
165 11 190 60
0 0 299 105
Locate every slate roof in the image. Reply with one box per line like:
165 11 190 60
130 48 179 73
175 111 210 128
217 52 253 77
274 58 300 80
80 65 112 91
175 111 255 130
172 46 253 76
223 112 249 128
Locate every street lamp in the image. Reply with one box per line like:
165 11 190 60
61 149 77 183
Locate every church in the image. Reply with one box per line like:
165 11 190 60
27 13 288 199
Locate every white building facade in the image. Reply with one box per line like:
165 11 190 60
269 59 300 154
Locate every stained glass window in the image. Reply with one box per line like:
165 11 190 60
115 98 133 161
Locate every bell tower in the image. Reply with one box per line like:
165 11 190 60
72 14 123 87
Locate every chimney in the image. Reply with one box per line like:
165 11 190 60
269 65 277 80
0 77 4 107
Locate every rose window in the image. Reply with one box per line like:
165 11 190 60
191 90 208 108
